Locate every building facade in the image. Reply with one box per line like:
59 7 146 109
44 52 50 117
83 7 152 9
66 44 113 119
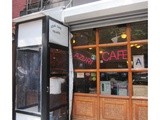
13 0 148 120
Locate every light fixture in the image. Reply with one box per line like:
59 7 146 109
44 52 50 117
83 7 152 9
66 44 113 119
99 51 103 54
121 33 127 39
89 48 92 50
136 45 141 48
72 39 76 44
130 44 134 47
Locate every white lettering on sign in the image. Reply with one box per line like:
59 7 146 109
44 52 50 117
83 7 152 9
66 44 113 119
49 20 68 47
102 49 127 62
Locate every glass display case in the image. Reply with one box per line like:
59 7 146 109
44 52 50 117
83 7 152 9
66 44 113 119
13 16 69 120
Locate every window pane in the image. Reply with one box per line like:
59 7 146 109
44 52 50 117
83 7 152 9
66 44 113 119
99 24 127 44
131 44 148 68
131 21 148 41
100 46 128 69
100 72 128 96
71 29 95 46
74 72 97 94
73 48 96 69
132 72 148 97
15 47 41 113
50 48 68 74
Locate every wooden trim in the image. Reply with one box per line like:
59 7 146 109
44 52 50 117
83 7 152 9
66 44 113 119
126 24 133 120
74 69 97 72
130 40 148 44
96 28 100 120
73 45 96 49
99 42 127 47
100 95 129 99
74 93 98 97
132 96 148 100
99 69 129 72
131 68 148 72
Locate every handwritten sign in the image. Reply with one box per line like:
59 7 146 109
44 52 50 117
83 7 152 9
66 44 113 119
133 55 144 68
74 53 94 65
102 49 127 62
49 20 68 47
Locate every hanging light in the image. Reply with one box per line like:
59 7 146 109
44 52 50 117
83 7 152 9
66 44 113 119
72 39 76 44
121 33 127 39
136 45 141 48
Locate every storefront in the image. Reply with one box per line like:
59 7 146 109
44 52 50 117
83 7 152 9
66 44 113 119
63 0 148 120
13 0 148 120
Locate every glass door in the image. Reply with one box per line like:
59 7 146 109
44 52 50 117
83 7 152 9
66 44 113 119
49 45 69 120
15 47 42 120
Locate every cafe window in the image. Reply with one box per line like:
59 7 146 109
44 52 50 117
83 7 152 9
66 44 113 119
71 20 148 97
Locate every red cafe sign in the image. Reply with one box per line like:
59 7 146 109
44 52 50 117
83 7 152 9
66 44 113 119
102 49 127 62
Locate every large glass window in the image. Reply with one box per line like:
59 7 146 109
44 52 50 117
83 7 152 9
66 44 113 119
74 72 97 94
132 72 148 97
73 48 96 69
99 24 127 44
131 21 148 41
71 29 95 46
100 72 128 96
71 20 148 98
131 43 148 68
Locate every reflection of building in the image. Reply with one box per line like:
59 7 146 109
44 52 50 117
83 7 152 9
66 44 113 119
13 0 148 120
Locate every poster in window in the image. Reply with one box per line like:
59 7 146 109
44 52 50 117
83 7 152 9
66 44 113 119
133 55 144 69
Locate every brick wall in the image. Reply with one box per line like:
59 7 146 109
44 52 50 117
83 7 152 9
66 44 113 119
12 0 26 18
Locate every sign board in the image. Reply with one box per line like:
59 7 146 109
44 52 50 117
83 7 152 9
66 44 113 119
100 81 111 95
49 20 68 47
133 55 144 68
77 73 84 78
18 19 42 47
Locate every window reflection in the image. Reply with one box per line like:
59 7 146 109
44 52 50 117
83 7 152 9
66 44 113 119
71 29 95 46
100 72 128 96
131 21 148 40
131 44 148 68
132 72 148 97
99 24 127 44
74 72 97 94
15 48 41 113
73 48 96 69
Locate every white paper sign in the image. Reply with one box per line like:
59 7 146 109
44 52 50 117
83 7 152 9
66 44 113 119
49 20 68 47
77 73 84 78
133 55 144 68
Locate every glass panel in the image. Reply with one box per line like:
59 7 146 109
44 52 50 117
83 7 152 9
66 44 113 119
132 72 148 97
100 72 128 96
73 48 96 69
131 44 148 68
15 47 41 113
131 21 148 41
100 46 128 69
74 72 97 94
99 24 127 44
49 48 68 120
71 29 95 46
50 48 68 74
